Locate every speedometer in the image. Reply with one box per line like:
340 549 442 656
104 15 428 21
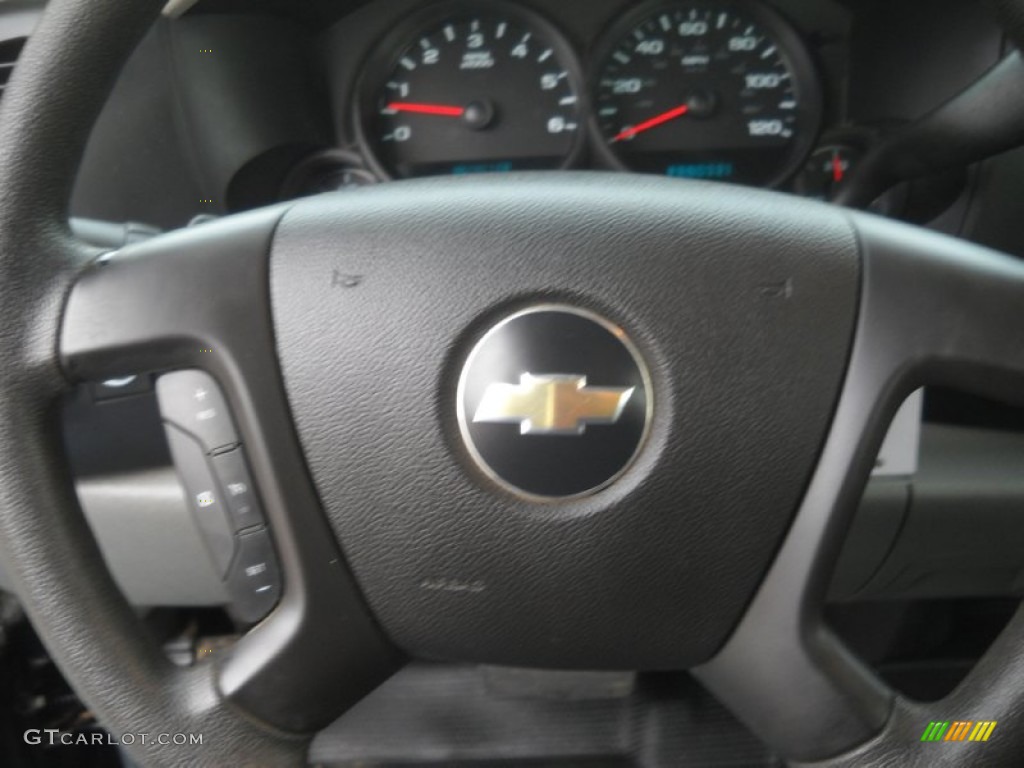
356 1 584 179
592 1 821 187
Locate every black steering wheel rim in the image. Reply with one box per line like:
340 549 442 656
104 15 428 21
2 2 1024 767
0 2 314 765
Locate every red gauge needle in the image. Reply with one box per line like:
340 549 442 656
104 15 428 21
612 104 689 143
387 102 465 117
831 152 844 183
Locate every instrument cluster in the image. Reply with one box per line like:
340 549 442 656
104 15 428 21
335 0 829 191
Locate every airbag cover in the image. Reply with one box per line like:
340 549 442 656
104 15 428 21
270 173 858 669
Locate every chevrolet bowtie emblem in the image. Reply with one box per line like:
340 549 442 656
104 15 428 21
458 306 651 498
473 374 635 435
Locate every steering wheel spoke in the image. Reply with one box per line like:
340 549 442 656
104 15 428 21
61 207 289 381
695 213 1024 763
5 0 1024 764
51 210 404 746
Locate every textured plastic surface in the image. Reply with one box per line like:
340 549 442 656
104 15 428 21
4 0 1024 765
271 172 860 669
76 468 228 606
157 369 240 454
0 0 318 763
226 527 282 624
69 217 161 248
164 423 237 577
696 211 1024 762
20 436 1021 609
0 1 39 42
796 612 1024 767
211 446 267 531
60 206 404 735
871 391 922 476
993 0 1024 49
827 479 909 601
310 663 780 768
12 420 1014 608
165 14 328 200
855 424 1024 600
71 22 208 230
837 52 1024 208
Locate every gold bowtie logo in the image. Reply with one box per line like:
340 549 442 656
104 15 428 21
473 374 635 435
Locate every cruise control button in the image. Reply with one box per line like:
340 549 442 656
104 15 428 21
156 370 238 453
227 528 281 624
164 423 236 577
211 447 265 532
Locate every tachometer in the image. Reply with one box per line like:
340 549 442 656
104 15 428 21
356 2 584 179
592 1 821 187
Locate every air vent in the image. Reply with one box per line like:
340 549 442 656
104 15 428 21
0 37 27 101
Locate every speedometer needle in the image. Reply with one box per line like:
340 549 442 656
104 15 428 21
387 102 466 117
612 104 689 143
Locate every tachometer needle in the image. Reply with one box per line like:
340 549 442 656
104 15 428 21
612 104 689 142
387 102 466 117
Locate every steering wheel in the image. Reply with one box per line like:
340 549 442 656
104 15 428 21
3 1 1024 766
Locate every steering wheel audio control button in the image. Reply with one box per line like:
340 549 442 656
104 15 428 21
211 447 266 532
156 369 239 453
163 423 237 577
157 369 281 621
226 528 281 624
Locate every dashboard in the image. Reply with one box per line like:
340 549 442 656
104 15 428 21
6 6 1024 765
1 0 1024 613
346 0 821 187
313 0 1002 205
27 0 1008 232
330 0 839 194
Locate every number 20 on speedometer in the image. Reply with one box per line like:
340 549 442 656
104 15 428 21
592 1 821 187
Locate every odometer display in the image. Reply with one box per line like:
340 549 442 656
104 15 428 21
593 1 820 186
357 2 584 179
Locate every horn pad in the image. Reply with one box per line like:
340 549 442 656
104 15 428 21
270 174 858 669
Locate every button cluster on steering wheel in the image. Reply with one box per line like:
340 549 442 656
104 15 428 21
156 370 281 624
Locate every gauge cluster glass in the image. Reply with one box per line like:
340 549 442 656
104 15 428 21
592 1 821 186
353 0 823 189
355 1 585 179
